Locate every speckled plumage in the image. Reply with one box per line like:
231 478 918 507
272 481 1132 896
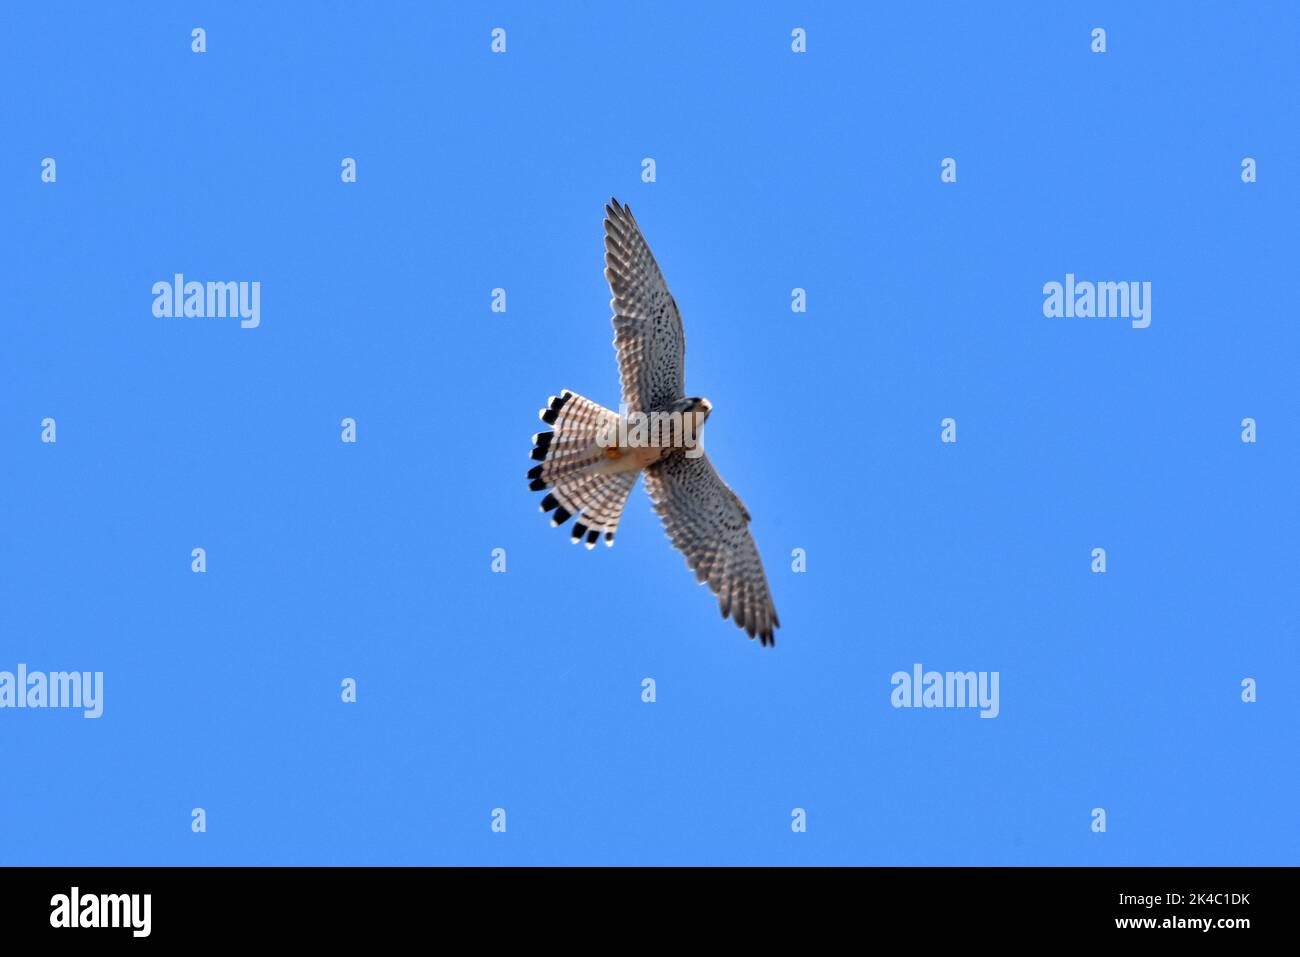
604 199 686 414
528 198 780 646
643 451 779 645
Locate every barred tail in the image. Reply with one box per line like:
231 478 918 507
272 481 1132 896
527 391 637 549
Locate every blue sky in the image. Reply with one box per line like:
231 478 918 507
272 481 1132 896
2 2 1297 865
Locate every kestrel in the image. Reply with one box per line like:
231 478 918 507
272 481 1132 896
527 198 780 646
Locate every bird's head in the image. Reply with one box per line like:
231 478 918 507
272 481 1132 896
686 396 712 428
679 397 712 458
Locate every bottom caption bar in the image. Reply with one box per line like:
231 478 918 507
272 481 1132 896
0 866 1283 942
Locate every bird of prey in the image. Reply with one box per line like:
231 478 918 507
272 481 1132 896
526 198 780 646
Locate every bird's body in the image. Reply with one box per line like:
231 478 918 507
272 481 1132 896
592 397 712 474
527 199 780 646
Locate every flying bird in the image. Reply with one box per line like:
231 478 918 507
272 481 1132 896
527 198 780 646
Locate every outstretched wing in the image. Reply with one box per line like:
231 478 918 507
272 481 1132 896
644 452 780 646
603 198 686 413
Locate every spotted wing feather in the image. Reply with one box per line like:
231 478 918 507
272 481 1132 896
644 452 779 646
604 198 686 413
